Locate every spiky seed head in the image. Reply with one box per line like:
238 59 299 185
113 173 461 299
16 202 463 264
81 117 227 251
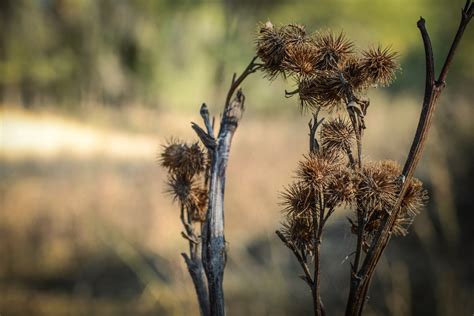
357 160 400 212
313 31 354 71
391 217 412 236
401 177 428 217
166 173 194 206
189 187 208 222
281 24 309 48
296 153 342 190
341 57 369 90
392 177 428 236
283 43 320 77
160 140 205 177
298 71 347 111
324 167 356 209
280 182 314 217
281 215 314 254
256 21 287 79
320 117 355 155
361 45 399 86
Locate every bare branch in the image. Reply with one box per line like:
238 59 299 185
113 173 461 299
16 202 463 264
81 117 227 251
200 103 215 138
276 230 314 288
202 59 257 315
191 122 216 150
309 108 324 154
346 4 473 315
182 253 210 316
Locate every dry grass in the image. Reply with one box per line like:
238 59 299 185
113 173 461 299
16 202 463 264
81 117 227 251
0 96 472 315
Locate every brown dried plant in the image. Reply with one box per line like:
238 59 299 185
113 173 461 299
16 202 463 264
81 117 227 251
160 56 261 315
256 1 472 315
159 2 471 315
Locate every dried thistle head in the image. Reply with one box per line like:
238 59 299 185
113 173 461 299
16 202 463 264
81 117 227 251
166 173 194 206
189 187 208 222
325 167 357 209
166 174 208 222
314 31 354 71
281 24 310 48
393 177 428 236
320 117 355 155
160 140 206 177
280 182 314 217
356 160 400 212
298 71 347 111
401 177 428 217
256 21 287 79
296 153 342 190
361 45 399 86
341 57 369 91
283 43 320 77
281 215 314 254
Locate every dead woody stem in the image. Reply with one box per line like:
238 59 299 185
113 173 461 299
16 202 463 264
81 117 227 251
345 2 473 315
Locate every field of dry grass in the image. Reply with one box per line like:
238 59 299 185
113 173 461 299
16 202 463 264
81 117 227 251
1 95 472 315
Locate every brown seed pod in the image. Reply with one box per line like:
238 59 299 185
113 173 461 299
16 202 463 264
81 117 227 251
189 187 208 222
296 153 342 190
281 24 309 48
392 177 428 236
160 140 206 177
324 167 357 209
392 217 413 236
320 117 355 155
361 45 399 86
280 182 314 217
166 173 194 206
256 21 287 79
283 42 320 77
313 31 354 71
298 71 347 111
401 177 428 217
356 160 400 213
281 215 314 254
341 57 369 91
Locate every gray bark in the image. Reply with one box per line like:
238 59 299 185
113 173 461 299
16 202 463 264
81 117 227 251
202 90 245 316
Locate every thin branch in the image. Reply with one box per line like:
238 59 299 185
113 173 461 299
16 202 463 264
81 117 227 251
437 0 473 85
224 56 261 111
346 4 473 314
200 103 215 138
203 59 257 315
309 108 324 154
276 230 314 288
192 122 216 150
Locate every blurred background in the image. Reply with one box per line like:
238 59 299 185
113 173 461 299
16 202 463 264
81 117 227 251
1 0 473 315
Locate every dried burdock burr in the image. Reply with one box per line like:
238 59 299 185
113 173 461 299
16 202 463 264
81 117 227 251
320 117 355 155
281 214 315 254
281 23 310 48
313 31 354 71
160 139 206 177
298 71 347 110
283 43 320 77
256 21 287 79
280 181 314 217
361 45 399 86
356 160 400 213
165 173 194 205
341 57 369 91
324 166 356 209
296 152 343 190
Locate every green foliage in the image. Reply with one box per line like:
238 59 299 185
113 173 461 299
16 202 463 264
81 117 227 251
0 0 472 111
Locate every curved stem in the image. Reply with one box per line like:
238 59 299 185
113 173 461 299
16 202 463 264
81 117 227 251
345 3 473 314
